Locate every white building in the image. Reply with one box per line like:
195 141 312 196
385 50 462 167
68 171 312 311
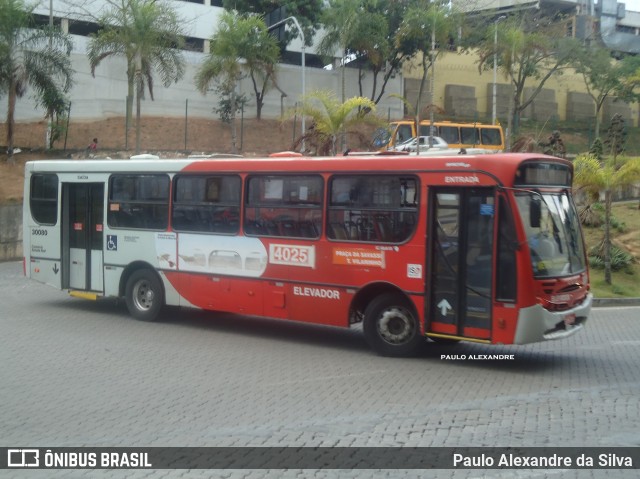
452 0 640 53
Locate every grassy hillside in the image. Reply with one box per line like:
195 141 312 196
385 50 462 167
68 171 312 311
517 122 640 157
582 202 640 298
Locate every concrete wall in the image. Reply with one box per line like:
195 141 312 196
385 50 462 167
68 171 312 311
485 83 511 120
402 78 430 116
0 204 22 262
522 88 558 122
1 34 404 125
403 51 640 127
602 97 634 124
567 91 595 121
444 85 478 118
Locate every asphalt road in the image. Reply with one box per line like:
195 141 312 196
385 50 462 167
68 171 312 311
1 260 639 479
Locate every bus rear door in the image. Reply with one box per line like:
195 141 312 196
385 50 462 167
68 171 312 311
427 189 495 341
61 183 105 292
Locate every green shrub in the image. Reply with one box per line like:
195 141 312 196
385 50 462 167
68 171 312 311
610 216 627 233
589 255 604 269
588 245 634 272
589 138 603 161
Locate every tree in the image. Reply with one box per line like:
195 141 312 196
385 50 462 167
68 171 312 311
604 113 627 158
0 0 73 162
195 10 280 153
87 0 185 153
574 132 640 284
235 14 280 120
288 90 378 155
36 87 70 149
317 0 359 105
615 55 640 104
396 1 459 151
572 47 640 139
319 0 414 106
223 0 324 47
477 11 578 145
319 0 393 103
572 46 620 140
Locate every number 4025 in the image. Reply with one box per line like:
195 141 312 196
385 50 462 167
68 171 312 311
269 244 314 268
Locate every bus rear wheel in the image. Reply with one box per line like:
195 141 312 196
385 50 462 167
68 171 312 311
125 269 164 321
363 293 423 357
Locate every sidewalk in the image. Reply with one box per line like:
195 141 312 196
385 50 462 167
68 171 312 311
593 297 640 307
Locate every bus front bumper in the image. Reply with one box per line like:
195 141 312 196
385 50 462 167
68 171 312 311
513 293 593 344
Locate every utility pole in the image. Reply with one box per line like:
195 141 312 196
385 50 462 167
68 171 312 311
492 16 507 125
267 16 306 152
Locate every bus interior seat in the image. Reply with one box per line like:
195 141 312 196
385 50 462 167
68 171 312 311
345 221 358 240
330 223 348 240
374 216 392 242
298 221 318 238
265 220 279 236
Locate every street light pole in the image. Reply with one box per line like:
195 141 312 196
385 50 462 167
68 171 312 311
46 0 54 149
492 15 507 125
288 17 306 152
429 17 436 148
506 41 516 152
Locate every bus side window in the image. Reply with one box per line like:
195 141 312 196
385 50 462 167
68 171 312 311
244 175 323 239
439 126 460 146
327 175 418 243
396 124 412 144
30 174 58 225
481 128 502 146
460 127 480 146
172 175 241 234
108 174 169 230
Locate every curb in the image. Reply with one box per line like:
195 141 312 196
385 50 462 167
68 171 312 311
593 297 640 307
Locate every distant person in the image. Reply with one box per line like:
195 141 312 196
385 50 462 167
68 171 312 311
86 138 98 158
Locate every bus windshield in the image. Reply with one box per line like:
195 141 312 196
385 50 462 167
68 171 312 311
515 192 586 278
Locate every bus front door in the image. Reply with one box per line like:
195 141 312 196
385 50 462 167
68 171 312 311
62 183 105 292
427 189 494 341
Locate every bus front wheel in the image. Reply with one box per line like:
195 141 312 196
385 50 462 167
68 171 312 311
363 293 423 357
125 269 164 321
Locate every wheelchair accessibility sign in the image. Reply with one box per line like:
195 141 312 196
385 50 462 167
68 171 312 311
107 235 117 251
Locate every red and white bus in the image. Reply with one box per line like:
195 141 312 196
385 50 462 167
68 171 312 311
23 153 591 356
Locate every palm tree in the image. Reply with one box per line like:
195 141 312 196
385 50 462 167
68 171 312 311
318 0 360 105
289 90 378 155
396 2 458 152
195 10 279 153
573 154 640 284
0 0 72 162
87 0 185 153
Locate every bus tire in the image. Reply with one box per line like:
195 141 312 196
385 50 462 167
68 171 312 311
125 269 164 321
363 293 423 357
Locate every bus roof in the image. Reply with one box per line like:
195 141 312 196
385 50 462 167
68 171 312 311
25 153 570 176
391 119 502 127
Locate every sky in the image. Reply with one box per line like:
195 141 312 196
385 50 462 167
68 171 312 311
623 0 640 12
596 0 639 11
627 1 640 12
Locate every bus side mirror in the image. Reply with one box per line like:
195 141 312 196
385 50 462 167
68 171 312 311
530 197 541 228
